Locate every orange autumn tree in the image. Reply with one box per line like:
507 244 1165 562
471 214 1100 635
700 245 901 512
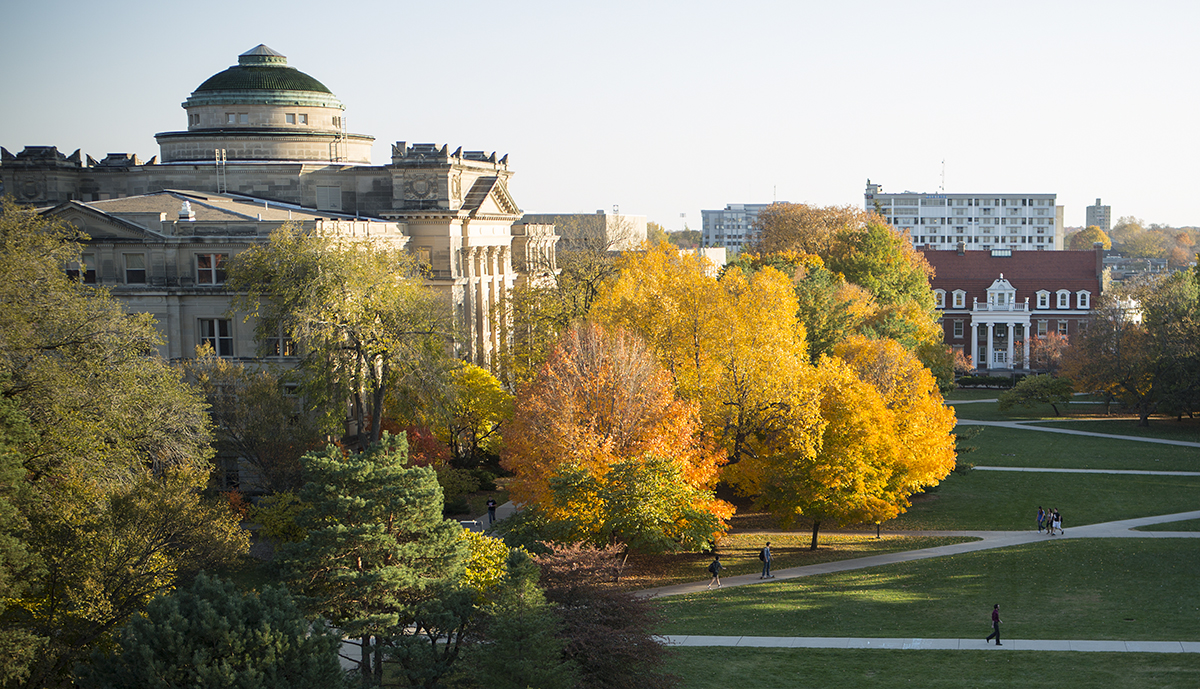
501 323 731 553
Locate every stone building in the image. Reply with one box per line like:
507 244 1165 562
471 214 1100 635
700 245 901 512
3 45 555 366
924 246 1105 371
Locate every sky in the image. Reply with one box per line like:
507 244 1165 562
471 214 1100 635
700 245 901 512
3 0 1197 229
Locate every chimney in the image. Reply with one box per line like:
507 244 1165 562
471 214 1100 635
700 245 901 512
179 200 195 221
1094 241 1104 278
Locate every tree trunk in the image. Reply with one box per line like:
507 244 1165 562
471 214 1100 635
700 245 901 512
810 520 821 550
360 635 372 683
1051 403 1060 416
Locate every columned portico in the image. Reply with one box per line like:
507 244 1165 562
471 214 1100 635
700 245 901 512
970 274 1032 372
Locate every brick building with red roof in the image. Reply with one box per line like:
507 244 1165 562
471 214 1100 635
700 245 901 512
923 245 1105 371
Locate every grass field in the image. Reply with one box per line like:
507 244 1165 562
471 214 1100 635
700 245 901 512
879 470 1200 531
942 389 1004 401
955 426 1200 472
1026 418 1200 443
950 400 1103 422
654 539 1200 641
663 648 1200 689
619 534 976 589
1135 518 1200 532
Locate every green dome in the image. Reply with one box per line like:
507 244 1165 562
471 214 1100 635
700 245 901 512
192 45 332 95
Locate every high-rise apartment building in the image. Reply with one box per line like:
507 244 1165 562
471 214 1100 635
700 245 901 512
701 203 776 255
1086 198 1112 231
865 181 1064 251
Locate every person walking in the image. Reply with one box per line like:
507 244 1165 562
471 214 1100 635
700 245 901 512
706 555 724 589
1052 509 1062 535
486 497 498 526
759 541 774 579
1047 507 1057 535
1037 506 1045 534
985 604 1002 645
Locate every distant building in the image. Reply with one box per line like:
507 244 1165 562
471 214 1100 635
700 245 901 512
924 246 1104 371
1086 198 1112 231
865 181 1064 251
700 203 776 256
2 45 549 368
519 211 646 253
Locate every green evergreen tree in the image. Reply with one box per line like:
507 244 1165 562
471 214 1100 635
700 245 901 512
78 574 344 689
276 433 469 686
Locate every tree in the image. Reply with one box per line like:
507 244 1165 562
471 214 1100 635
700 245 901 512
1061 286 1157 425
1110 215 1146 249
184 347 322 493
645 221 670 246
0 202 248 688
500 323 730 554
751 203 867 257
535 544 679 689
1028 332 1071 373
228 224 449 450
1069 225 1112 251
403 362 513 469
1140 270 1200 418
78 574 344 689
727 339 956 549
998 375 1075 416
276 433 469 687
591 245 821 466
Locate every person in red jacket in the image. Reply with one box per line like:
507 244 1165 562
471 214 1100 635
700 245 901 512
986 604 1002 645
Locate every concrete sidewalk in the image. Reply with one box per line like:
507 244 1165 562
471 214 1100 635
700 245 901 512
636 509 1200 599
660 635 1200 653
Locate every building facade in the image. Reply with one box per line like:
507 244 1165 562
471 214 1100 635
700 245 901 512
3 45 555 367
519 211 646 253
700 203 775 255
1086 198 1112 231
924 246 1104 370
866 181 1064 251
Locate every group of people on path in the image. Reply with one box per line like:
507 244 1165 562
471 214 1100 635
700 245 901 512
705 542 775 589
1037 506 1063 535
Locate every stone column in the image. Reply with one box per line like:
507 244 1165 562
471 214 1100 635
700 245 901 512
1005 323 1015 369
971 319 979 370
986 322 995 371
1024 326 1031 370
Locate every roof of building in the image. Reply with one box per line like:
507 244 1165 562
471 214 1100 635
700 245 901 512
193 45 332 94
923 249 1102 302
69 190 378 223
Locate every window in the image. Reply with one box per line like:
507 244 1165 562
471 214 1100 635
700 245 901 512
934 289 946 309
299 113 308 125
315 186 342 211
286 113 295 124
196 253 228 284
265 329 296 357
199 318 234 357
124 253 146 284
1037 320 1048 336
1037 291 1050 309
67 253 96 284
226 113 236 124
1056 290 1071 309
416 247 432 269
238 113 249 124
1058 321 1069 336
953 321 964 338
1077 291 1091 309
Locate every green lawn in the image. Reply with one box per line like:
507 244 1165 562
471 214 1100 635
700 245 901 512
1135 518 1200 532
950 399 1101 422
1026 418 1200 443
664 648 1200 689
654 539 1200 641
879 470 1200 531
621 534 976 589
956 426 1200 472
942 389 1003 401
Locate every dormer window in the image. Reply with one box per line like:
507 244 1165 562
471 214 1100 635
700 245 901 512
1037 290 1050 309
1077 290 1091 309
1057 290 1071 309
934 289 946 309
952 290 966 309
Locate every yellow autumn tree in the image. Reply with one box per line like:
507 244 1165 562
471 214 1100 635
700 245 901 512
500 323 730 553
591 244 821 464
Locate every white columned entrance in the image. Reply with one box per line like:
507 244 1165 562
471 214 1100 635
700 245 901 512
986 322 995 370
971 322 979 369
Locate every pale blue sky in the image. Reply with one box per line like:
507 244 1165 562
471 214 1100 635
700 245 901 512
3 0 1196 229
